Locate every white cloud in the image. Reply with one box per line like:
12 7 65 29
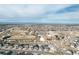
0 4 71 18
16 5 46 17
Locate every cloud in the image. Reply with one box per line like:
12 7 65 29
0 5 46 18
0 4 70 18
0 4 79 24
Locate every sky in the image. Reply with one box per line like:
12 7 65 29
0 4 79 24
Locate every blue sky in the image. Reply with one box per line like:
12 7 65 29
0 4 79 24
